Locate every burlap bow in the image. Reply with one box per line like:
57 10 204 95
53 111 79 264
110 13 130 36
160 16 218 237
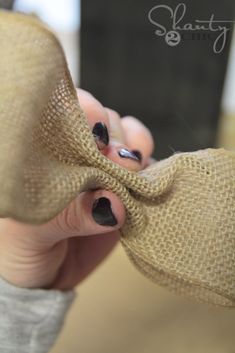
1 10 235 307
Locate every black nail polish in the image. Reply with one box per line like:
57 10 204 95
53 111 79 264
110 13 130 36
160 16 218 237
92 197 118 226
92 122 109 149
132 150 143 163
118 148 142 163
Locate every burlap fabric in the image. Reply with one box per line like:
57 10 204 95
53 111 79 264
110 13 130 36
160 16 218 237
1 10 235 307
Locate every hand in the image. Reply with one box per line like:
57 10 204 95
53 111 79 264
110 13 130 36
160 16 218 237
0 89 154 290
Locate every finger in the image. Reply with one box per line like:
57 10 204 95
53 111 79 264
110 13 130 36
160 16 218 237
48 189 126 238
0 188 125 246
77 88 110 131
77 88 110 150
77 89 147 172
121 116 155 161
104 108 126 143
49 232 120 289
77 89 143 171
104 108 144 172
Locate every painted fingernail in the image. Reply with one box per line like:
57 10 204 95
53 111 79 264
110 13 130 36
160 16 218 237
118 148 142 163
92 197 118 226
92 122 109 149
132 150 143 163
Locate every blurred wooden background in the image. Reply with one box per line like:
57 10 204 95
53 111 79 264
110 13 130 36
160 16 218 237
51 245 235 353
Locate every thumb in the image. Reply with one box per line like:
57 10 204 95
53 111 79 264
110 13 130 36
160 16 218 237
48 189 126 238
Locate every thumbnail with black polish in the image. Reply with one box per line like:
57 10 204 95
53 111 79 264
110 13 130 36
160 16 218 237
92 197 118 226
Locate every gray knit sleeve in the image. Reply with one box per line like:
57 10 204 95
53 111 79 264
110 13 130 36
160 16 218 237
0 276 76 353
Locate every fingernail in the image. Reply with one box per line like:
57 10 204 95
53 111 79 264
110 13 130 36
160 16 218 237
131 150 143 163
92 122 109 149
118 148 142 163
92 197 118 226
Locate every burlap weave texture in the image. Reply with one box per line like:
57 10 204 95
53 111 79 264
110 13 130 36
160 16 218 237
1 10 235 307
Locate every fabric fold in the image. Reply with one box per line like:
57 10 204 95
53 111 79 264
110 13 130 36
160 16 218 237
0 10 235 307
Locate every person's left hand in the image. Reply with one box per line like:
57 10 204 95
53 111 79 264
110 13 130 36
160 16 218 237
0 88 154 290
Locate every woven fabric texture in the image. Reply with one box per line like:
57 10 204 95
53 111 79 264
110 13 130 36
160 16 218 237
1 10 235 307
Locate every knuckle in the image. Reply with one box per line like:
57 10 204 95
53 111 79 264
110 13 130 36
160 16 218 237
52 198 82 234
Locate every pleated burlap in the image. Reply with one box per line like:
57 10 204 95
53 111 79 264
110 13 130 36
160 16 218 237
1 10 235 307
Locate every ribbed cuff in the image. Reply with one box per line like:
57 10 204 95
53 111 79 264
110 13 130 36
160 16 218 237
0 276 76 353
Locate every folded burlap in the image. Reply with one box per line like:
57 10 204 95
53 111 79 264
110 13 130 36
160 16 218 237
1 10 235 307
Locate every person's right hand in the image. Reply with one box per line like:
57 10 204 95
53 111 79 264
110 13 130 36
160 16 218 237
0 89 154 291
